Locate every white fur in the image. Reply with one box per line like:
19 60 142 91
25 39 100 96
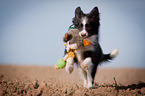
110 49 119 58
81 58 91 70
79 17 88 37
81 57 93 88
77 65 87 87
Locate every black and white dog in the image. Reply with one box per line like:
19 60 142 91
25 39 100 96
64 6 118 88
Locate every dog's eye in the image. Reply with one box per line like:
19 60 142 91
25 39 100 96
85 24 89 28
80 24 83 27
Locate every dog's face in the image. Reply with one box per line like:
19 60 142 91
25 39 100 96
73 7 100 38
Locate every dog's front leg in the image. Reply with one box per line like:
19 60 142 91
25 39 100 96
77 65 88 87
81 57 93 88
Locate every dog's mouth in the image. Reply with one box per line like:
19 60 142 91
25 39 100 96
79 32 88 38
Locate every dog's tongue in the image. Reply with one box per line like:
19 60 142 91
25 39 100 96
83 39 91 46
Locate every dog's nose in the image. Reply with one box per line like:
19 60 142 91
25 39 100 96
81 33 86 37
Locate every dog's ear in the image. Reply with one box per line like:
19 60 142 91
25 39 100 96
89 7 99 19
75 7 83 19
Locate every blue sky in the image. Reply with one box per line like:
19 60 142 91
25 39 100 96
0 0 145 68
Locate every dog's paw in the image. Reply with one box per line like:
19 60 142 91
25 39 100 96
83 82 93 89
87 82 93 89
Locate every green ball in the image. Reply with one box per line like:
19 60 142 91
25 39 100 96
55 59 66 69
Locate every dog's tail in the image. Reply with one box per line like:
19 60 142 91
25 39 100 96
103 49 119 62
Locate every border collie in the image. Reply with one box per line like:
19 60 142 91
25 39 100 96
64 6 118 88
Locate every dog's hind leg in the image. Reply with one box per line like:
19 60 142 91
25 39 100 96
90 64 98 85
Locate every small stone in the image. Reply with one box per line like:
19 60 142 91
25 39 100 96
34 82 39 89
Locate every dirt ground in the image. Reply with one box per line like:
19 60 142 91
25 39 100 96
0 65 145 96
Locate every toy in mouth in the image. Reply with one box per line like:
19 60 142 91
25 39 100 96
54 27 91 69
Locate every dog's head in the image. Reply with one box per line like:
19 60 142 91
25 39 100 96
72 7 100 38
